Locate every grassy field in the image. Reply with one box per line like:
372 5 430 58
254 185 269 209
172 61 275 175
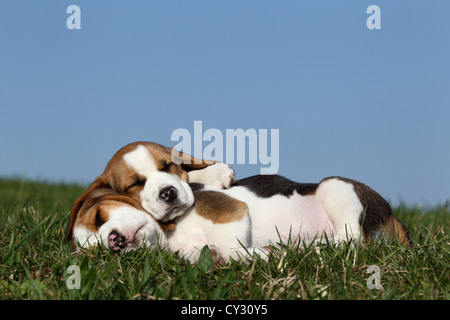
0 177 448 301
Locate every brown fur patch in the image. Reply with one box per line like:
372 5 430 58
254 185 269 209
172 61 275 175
194 191 248 224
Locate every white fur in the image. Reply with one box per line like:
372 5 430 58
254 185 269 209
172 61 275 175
166 206 253 263
315 178 363 241
222 186 336 247
73 225 101 249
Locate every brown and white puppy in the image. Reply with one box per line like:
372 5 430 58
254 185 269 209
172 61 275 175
66 188 167 252
66 141 235 249
166 175 412 263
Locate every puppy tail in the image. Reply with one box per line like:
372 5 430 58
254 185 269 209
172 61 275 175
378 216 412 247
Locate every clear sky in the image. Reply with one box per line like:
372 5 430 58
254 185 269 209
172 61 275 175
1 1 449 206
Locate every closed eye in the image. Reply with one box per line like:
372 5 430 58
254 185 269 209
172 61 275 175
125 179 146 192
162 162 173 172
95 208 105 229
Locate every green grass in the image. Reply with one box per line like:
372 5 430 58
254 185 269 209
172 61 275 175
0 177 448 300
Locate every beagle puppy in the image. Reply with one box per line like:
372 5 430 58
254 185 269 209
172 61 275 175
66 187 167 252
166 175 411 263
66 141 411 263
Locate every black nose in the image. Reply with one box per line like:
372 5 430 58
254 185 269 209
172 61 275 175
159 186 177 202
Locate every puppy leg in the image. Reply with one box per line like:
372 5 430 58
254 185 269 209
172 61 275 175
315 178 363 244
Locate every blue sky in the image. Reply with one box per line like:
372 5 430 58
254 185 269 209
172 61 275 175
1 1 449 206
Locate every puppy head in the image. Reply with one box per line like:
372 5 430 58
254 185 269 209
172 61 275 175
66 187 165 252
98 141 216 221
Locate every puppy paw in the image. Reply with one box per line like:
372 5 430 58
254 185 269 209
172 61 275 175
209 245 225 266
205 163 236 189
189 163 236 189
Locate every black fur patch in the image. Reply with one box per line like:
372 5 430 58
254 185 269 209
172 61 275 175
233 175 318 198
188 183 205 193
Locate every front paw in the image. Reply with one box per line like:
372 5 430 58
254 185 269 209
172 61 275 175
188 163 236 189
208 163 236 189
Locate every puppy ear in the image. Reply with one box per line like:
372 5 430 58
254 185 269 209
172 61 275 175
65 177 109 242
168 147 218 171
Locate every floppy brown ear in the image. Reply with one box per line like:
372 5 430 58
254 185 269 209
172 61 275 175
168 147 218 171
65 177 109 242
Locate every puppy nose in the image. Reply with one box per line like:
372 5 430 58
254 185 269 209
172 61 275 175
159 186 177 202
109 230 127 252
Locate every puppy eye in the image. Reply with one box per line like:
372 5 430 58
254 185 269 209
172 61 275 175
163 162 173 172
125 179 146 192
134 180 146 186
95 208 105 229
